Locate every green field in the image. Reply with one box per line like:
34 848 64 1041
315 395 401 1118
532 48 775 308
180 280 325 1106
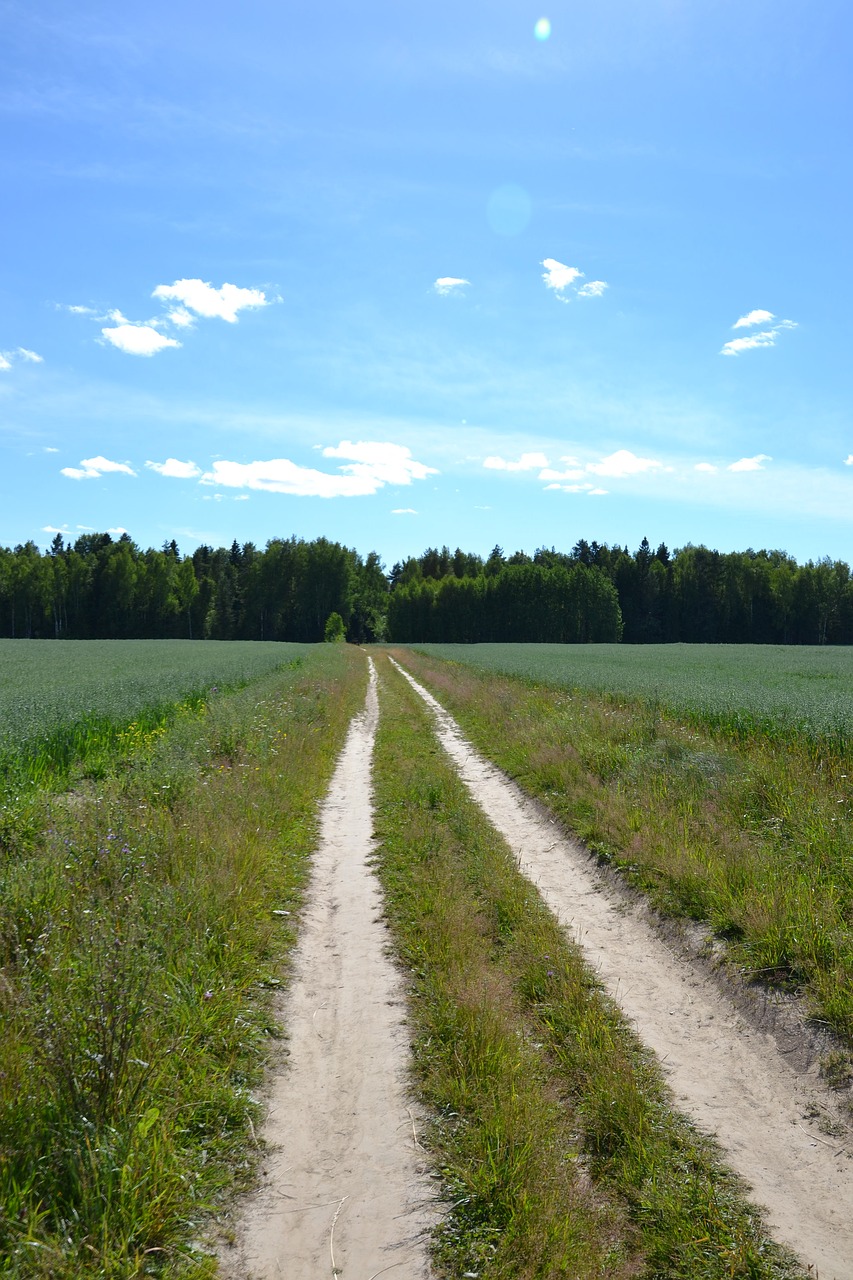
415 643 853 741
0 640 314 791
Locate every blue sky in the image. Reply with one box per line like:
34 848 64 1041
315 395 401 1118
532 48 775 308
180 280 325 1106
2 0 851 568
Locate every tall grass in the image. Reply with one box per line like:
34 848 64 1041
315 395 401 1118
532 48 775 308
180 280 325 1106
393 647 853 1048
371 654 803 1280
0 644 366 1277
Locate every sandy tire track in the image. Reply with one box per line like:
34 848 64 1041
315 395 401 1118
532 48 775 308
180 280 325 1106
221 659 434 1280
389 656 853 1280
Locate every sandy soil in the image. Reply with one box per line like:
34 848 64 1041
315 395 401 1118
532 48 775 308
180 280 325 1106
390 657 853 1280
221 660 434 1280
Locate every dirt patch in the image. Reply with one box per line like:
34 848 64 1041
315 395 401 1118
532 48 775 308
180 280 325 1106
391 658 853 1280
221 660 434 1279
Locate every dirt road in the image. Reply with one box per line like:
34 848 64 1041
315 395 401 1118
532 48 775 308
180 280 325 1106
222 660 433 1279
391 657 853 1280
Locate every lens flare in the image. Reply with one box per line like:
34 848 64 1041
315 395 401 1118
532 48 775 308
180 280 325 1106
534 17 551 41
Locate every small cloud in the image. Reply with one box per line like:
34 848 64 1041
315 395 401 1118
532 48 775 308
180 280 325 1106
577 280 608 298
694 462 718 473
733 309 775 329
721 318 797 356
484 452 549 472
61 455 136 480
107 527 129 536
63 304 97 315
539 465 585 481
166 306 196 329
145 458 202 479
588 487 608 495
152 278 269 324
728 454 772 472
544 481 594 493
42 524 71 534
392 508 418 515
1 346 44 370
434 277 470 295
845 455 853 467
202 441 437 499
587 449 662 478
102 324 181 356
234 494 250 501
542 258 583 293
44 447 60 453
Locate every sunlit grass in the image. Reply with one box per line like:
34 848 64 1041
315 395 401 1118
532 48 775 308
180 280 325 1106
371 654 803 1279
394 647 853 1045
0 644 365 1277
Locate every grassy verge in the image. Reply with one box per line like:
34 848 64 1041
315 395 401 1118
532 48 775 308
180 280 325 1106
371 654 804 1280
392 647 853 1052
0 644 366 1278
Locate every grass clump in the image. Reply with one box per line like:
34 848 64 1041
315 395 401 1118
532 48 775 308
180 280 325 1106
371 654 803 1280
0 643 365 1277
395 648 853 1043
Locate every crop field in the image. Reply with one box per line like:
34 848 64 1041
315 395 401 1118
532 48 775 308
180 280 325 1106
0 639 313 787
415 642 853 742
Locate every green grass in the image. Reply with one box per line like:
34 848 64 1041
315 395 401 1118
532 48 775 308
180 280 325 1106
0 643 366 1278
372 653 804 1280
393 648 853 1045
414 643 853 748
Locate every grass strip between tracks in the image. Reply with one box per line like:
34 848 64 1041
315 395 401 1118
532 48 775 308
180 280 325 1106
0 644 366 1278
372 653 804 1280
394 646 853 1055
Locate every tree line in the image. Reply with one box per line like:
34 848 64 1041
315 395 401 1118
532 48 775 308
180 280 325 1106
1 532 853 645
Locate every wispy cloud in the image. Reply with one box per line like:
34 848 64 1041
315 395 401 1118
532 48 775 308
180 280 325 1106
201 440 437 498
101 324 181 356
145 458 202 479
483 451 549 472
733 308 775 329
392 507 418 515
845 455 853 467
721 316 796 356
433 277 470 296
0 346 44 370
61 455 136 480
728 454 772 472
695 462 718 473
577 281 608 298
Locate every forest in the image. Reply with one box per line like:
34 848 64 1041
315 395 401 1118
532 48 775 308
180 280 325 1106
1 531 852 645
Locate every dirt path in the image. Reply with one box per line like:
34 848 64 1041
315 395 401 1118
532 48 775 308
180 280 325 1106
222 659 433 1280
390 657 853 1280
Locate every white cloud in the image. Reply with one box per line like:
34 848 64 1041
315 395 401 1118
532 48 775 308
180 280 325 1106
542 258 583 292
202 441 437 499
733 309 774 329
728 454 772 472
721 318 797 356
845 455 853 467
44 447 60 453
145 458 202 479
61 455 136 480
392 508 418 515
42 525 70 534
434 277 470 295
544 481 594 492
65 304 97 315
107 527 129 536
587 449 663 478
695 462 718 473
321 440 438 486
152 278 269 324
101 324 181 356
577 280 608 298
588 487 608 495
1 346 44 369
483 451 550 472
166 307 196 329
